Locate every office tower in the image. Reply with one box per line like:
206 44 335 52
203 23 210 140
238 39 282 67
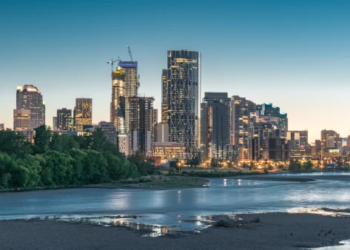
52 117 57 130
167 50 201 158
201 92 231 161
57 108 72 131
74 98 92 131
249 123 289 161
153 109 158 144
0 124 4 130
287 130 308 149
16 85 45 129
287 130 309 159
98 121 117 144
13 109 31 131
157 122 169 142
256 103 288 138
119 61 138 134
129 96 154 156
161 69 168 123
321 130 340 149
347 136 350 148
230 95 256 148
111 68 126 133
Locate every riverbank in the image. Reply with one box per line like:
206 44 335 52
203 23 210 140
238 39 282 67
1 211 350 250
0 175 209 193
234 173 350 182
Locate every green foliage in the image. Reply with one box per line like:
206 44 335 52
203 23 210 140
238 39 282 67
33 125 52 154
0 128 151 189
0 130 32 156
128 152 157 176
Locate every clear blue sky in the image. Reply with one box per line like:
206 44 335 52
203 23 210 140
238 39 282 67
1 0 350 142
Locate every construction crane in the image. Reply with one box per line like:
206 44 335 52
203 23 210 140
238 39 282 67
127 46 133 61
107 56 121 73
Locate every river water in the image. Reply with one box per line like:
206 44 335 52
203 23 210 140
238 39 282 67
1 172 350 235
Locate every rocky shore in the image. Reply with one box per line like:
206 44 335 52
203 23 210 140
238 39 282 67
1 212 350 250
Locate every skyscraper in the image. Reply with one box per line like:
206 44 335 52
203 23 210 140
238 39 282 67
52 117 57 130
74 98 92 131
98 121 117 145
0 124 4 130
201 93 231 161
57 108 72 131
230 95 256 148
167 50 201 158
16 85 45 129
161 69 168 123
111 68 126 133
13 109 31 131
128 96 154 156
119 61 138 134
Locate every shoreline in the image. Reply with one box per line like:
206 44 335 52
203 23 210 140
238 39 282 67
1 210 350 249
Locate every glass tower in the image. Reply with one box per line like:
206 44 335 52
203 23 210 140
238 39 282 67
167 50 201 158
16 85 45 130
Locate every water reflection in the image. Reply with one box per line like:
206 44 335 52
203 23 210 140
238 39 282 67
307 240 350 250
1 173 350 234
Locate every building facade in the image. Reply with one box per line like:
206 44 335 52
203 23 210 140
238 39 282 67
157 122 169 142
98 121 117 145
230 95 256 148
111 68 126 133
57 108 72 131
249 123 289 161
74 98 92 131
161 69 168 123
167 50 201 158
0 124 4 130
201 92 230 161
16 85 45 130
128 96 155 156
13 109 31 132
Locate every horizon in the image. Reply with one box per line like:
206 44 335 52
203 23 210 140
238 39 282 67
1 0 350 142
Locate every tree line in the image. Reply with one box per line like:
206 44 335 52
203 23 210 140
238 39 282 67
0 126 156 189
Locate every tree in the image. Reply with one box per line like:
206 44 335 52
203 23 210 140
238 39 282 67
303 160 314 170
0 130 32 156
33 125 51 154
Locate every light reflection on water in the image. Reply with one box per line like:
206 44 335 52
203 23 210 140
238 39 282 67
1 172 350 235
307 240 350 250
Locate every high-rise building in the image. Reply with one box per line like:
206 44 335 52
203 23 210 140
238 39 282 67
249 123 289 161
201 92 231 161
57 108 72 131
161 69 168 123
119 61 138 134
347 135 350 148
98 121 117 145
157 123 169 142
74 98 92 131
13 109 31 132
153 109 158 144
0 124 4 130
287 130 308 149
111 68 126 133
129 96 154 156
256 103 288 138
52 117 57 130
321 130 340 149
167 50 201 158
230 95 256 148
16 85 45 129
287 130 309 159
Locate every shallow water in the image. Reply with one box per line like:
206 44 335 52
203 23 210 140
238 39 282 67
1 172 350 234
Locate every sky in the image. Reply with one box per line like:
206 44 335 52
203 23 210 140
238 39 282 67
1 0 350 142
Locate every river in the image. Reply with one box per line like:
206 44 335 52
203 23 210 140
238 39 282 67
1 172 350 234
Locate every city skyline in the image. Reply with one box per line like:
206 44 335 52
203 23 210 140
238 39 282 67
1 0 350 142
